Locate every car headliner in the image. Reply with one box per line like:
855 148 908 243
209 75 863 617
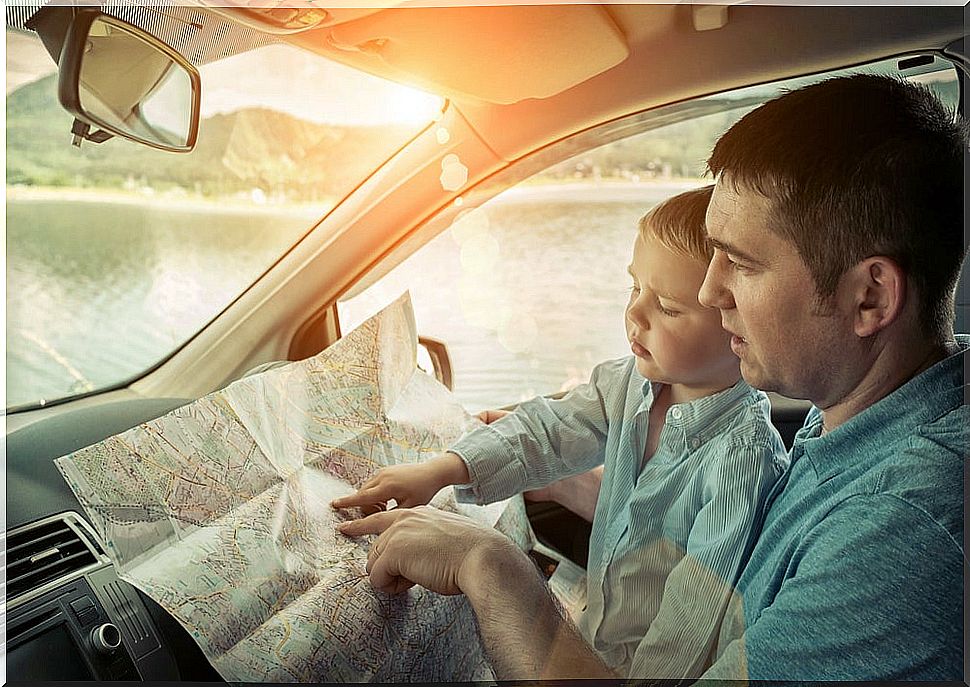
281 4 964 161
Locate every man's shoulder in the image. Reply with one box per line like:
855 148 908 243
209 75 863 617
867 417 966 546
804 432 964 560
861 389 965 534
800 340 967 539
910 396 970 455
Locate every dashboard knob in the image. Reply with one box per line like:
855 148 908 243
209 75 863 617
90 622 122 654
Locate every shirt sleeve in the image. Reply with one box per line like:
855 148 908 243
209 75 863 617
627 436 779 679
449 358 626 505
699 494 965 681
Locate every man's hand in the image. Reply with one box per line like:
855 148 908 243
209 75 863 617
340 504 617 680
337 505 514 596
476 408 511 424
331 452 470 514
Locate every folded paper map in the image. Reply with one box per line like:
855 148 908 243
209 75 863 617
56 292 535 682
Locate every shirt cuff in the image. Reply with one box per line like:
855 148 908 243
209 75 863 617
448 424 528 505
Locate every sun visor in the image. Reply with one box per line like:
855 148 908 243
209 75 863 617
195 5 391 35
313 5 629 104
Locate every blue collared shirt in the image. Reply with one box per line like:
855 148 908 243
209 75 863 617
702 335 968 681
450 356 788 678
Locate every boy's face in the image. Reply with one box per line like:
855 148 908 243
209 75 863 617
625 229 739 396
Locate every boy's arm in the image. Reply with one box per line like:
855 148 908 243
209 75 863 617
331 452 469 511
451 358 626 505
333 355 620 514
626 439 778 678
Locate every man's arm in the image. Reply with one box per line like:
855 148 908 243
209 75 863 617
461 529 618 679
339 506 619 680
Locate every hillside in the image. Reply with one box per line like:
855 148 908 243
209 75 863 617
6 75 422 201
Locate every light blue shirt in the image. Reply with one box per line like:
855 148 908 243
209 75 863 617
450 356 788 678
702 336 968 681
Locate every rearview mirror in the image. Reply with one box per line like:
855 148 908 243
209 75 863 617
57 10 201 152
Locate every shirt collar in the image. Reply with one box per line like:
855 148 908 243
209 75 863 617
640 377 759 439
794 335 969 483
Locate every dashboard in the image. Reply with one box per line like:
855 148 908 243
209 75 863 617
6 397 221 681
4 395 591 682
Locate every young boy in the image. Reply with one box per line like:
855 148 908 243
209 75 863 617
333 185 788 678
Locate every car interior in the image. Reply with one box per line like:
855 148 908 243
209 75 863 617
5 2 967 681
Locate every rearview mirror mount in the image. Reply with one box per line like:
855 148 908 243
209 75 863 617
27 7 201 152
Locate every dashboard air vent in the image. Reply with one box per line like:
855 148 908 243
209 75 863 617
6 514 102 602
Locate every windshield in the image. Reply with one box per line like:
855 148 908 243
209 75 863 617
6 21 443 411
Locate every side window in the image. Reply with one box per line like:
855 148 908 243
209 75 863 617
337 54 960 414
336 128 725 413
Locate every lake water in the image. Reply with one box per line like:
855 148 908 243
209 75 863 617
8 183 699 412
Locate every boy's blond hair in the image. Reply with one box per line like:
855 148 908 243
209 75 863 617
638 185 715 263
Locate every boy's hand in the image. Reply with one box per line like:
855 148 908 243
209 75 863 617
331 452 470 513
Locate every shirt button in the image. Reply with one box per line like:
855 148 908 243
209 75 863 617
690 437 701 449
670 407 683 420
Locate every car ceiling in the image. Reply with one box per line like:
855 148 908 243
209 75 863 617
275 4 964 161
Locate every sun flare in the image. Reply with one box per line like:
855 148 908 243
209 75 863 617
379 83 444 125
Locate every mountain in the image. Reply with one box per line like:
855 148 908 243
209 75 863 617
6 75 422 200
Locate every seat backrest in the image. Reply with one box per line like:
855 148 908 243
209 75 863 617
954 256 969 335
767 392 811 450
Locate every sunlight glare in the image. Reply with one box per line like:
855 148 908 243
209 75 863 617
201 43 443 126
381 83 444 125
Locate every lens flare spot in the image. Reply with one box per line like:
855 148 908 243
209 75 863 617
450 208 490 244
499 312 538 354
440 153 468 191
460 232 500 274
458 277 507 330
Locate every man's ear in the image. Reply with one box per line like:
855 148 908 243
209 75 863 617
849 256 906 337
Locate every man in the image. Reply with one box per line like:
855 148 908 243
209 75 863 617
339 74 967 680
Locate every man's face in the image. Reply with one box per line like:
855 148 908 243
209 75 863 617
698 178 852 402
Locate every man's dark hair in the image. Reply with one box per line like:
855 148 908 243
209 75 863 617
708 73 967 341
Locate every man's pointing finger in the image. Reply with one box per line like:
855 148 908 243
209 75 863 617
337 508 405 536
